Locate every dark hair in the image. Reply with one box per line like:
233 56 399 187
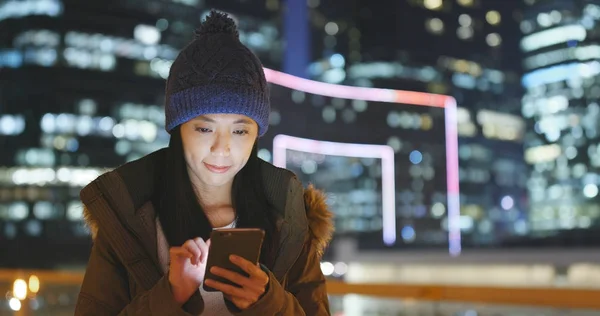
153 127 279 267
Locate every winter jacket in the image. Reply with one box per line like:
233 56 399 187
74 149 334 315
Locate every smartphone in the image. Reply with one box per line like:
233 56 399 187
203 228 265 292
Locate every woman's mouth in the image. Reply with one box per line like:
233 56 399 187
203 163 231 174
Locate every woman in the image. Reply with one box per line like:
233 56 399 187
75 11 333 315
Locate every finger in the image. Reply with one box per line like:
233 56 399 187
193 237 209 264
204 279 257 301
205 240 212 263
230 255 268 285
223 294 253 311
210 267 264 292
230 298 254 310
169 247 193 260
229 255 259 275
182 240 202 265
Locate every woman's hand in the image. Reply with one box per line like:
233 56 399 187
168 238 211 305
204 255 269 310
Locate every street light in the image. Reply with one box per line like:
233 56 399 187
13 279 27 300
28 275 40 294
9 275 40 315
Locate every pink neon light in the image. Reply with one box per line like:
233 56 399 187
444 98 461 257
263 67 461 254
264 68 447 108
272 135 396 245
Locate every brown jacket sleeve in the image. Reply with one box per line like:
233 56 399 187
74 229 199 316
228 239 331 316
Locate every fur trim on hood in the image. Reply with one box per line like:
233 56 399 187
83 205 99 241
303 185 334 256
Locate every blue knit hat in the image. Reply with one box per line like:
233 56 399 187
164 11 270 136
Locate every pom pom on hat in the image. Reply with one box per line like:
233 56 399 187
194 10 239 38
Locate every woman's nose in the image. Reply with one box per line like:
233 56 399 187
210 133 231 157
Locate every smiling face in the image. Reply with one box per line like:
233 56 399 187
180 113 258 191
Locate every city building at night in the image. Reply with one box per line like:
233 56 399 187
520 0 600 242
304 0 530 247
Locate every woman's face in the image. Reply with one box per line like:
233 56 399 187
180 113 258 190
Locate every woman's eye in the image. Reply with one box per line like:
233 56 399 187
234 130 249 135
196 127 211 133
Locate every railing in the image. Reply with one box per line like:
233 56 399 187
326 280 600 310
1 269 600 313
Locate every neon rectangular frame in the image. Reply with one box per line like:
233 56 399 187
263 68 461 256
273 135 396 245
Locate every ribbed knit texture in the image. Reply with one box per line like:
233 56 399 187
164 11 270 136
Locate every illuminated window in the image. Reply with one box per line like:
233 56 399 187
0 166 105 187
329 54 345 68
322 106 336 123
457 26 474 40
426 18 444 34
17 148 55 166
156 18 169 31
0 115 26 135
457 0 474 7
536 13 552 27
134 25 161 45
63 48 116 71
522 61 600 89
322 68 346 84
486 33 502 47
14 30 60 47
550 10 562 23
486 10 501 25
24 220 43 236
66 201 83 221
24 48 57 67
452 73 476 89
325 22 339 36
269 110 281 126
170 0 200 7
7 202 29 221
523 46 600 70
150 58 172 79
458 14 472 27
33 202 56 220
0 0 63 21
387 136 402 153
64 31 178 64
424 0 443 11
0 50 23 68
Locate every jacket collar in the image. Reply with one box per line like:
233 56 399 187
81 149 334 282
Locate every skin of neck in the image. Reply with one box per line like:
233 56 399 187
187 166 234 213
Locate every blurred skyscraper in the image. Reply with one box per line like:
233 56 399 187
520 0 600 243
304 0 530 247
283 0 310 77
0 0 283 267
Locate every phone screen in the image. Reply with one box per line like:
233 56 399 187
203 228 265 292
